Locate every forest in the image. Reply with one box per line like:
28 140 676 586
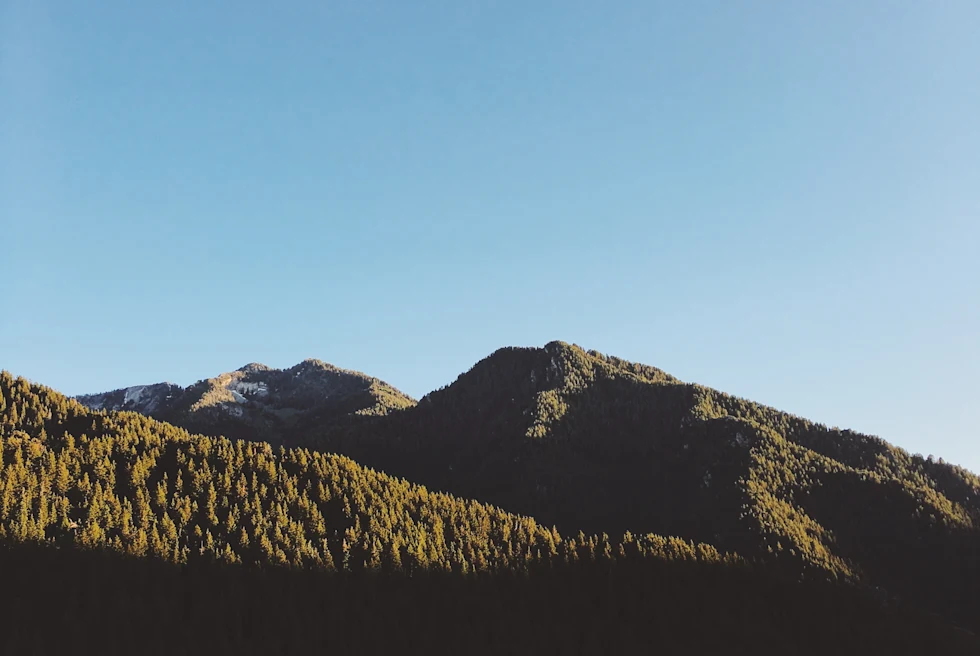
5 342 980 653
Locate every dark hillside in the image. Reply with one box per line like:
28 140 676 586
312 341 980 631
2 534 976 655
3 369 978 653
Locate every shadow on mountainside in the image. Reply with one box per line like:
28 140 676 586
1 541 977 656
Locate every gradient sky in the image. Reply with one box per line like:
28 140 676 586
2 2 978 470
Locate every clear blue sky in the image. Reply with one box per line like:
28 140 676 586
2 2 978 470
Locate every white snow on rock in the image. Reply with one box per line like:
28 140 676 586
230 380 268 397
124 385 148 406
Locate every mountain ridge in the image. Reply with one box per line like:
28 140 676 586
4 348 980 651
306 340 980 632
76 358 416 443
68 340 980 633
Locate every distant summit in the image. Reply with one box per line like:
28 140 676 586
77 382 182 415
76 359 415 443
237 362 272 373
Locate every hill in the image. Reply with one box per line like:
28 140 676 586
3 370 978 653
76 358 415 443
314 341 980 632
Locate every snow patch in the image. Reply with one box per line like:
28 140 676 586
124 386 148 406
230 380 268 397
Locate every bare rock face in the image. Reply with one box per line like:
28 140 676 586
76 382 182 415
75 360 415 444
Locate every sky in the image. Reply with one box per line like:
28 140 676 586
2 1 978 470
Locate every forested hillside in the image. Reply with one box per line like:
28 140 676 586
314 341 980 632
3 370 978 653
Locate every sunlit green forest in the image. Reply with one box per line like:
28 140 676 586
5 342 980 653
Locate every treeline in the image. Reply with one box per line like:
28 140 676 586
0 371 728 575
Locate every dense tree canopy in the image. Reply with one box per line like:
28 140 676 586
307 342 980 630
1 371 733 575
6 341 980 652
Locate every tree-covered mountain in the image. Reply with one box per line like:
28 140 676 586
77 358 415 444
2 370 977 654
71 342 980 633
312 341 980 632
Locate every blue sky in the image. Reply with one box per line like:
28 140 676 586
2 2 978 470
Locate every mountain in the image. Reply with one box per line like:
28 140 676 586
313 341 980 632
76 358 415 443
2 371 977 654
52 341 980 637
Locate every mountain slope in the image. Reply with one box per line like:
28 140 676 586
60 342 980 634
2 370 978 655
77 358 415 443
313 341 980 631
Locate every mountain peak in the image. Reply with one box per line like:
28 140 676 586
75 359 416 443
543 339 574 353
291 357 338 372
237 362 271 373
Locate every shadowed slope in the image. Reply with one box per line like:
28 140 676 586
314 341 980 631
2 370 978 654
